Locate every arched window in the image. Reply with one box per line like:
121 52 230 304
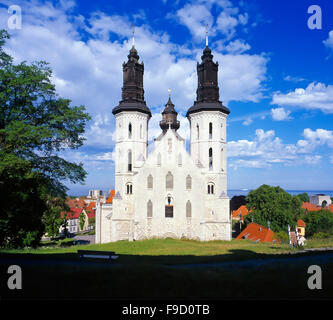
196 124 200 140
178 153 182 166
147 174 153 189
128 150 132 172
147 200 153 217
140 124 143 139
186 200 192 218
157 153 161 166
208 182 214 194
166 171 173 189
128 123 132 139
186 175 192 190
209 122 213 139
126 183 133 194
209 148 213 171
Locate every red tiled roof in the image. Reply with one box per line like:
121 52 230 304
329 204 333 213
87 209 95 219
297 219 306 227
86 201 96 212
236 222 278 243
61 208 83 219
66 198 88 209
302 202 322 211
106 190 115 204
232 205 250 220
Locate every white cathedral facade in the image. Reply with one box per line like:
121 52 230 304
95 41 231 243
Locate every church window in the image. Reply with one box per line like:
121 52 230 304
128 150 132 172
209 148 213 171
157 153 161 166
147 200 153 217
197 124 199 140
147 174 153 189
208 183 214 194
186 200 192 218
126 183 133 194
128 123 132 139
178 153 182 166
140 124 143 139
209 122 213 139
186 175 192 190
166 171 173 189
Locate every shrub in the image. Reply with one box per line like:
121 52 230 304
311 232 330 240
274 231 289 243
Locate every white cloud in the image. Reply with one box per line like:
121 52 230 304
271 82 333 114
271 107 292 121
242 118 253 126
323 30 333 52
228 128 332 169
223 39 250 54
176 3 214 42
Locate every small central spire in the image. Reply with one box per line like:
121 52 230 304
168 88 171 97
205 23 209 47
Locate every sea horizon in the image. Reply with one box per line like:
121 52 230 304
67 187 333 199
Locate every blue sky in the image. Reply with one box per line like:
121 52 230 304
1 0 333 195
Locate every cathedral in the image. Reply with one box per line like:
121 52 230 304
95 37 231 243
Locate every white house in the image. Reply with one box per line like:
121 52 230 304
95 40 231 243
310 194 332 207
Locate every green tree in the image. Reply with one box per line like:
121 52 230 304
42 196 68 238
79 212 86 231
244 184 300 232
0 31 91 248
296 192 309 203
301 210 333 237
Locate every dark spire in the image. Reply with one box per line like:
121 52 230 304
186 44 230 117
160 93 180 132
112 45 151 117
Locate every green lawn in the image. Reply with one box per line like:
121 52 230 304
1 238 333 299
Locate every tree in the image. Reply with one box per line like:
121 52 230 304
244 184 301 232
42 196 68 238
79 212 86 231
230 195 247 212
0 31 91 248
296 192 309 203
301 210 333 237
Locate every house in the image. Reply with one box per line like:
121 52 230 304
60 208 89 235
236 223 279 243
302 202 333 213
288 224 306 246
96 37 231 243
297 219 306 237
231 205 250 221
309 194 332 207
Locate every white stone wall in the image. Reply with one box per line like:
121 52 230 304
97 125 231 243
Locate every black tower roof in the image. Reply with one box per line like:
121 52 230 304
112 45 151 117
160 96 180 132
186 45 230 118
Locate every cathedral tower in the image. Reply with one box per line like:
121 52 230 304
112 43 151 195
186 40 230 196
